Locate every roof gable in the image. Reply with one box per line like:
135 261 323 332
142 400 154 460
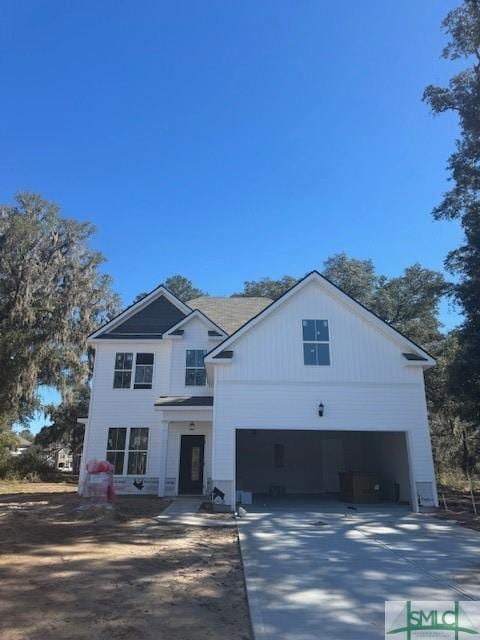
164 309 228 338
88 285 191 341
205 271 435 366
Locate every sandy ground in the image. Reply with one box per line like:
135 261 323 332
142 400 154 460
0 483 251 640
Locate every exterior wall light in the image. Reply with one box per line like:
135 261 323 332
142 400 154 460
318 403 325 417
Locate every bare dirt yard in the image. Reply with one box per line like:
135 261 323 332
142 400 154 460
0 482 251 640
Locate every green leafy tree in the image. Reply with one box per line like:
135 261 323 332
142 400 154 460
17 429 34 442
423 0 480 424
35 383 90 474
235 275 298 300
133 275 205 305
0 192 120 431
323 253 379 307
322 255 446 348
164 275 205 301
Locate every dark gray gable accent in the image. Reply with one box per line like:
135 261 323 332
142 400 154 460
208 330 223 337
100 295 186 338
154 396 214 407
170 329 184 336
403 352 428 362
213 350 233 359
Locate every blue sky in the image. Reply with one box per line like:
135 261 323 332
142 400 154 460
1 1 463 431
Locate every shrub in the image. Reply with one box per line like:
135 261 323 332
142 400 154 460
0 442 60 481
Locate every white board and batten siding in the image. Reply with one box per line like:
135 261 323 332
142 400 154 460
82 316 215 494
210 278 437 508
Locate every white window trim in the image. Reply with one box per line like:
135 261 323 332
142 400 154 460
185 349 207 386
302 319 332 367
106 427 150 476
113 351 155 390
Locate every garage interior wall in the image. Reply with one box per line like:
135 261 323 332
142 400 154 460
236 429 411 502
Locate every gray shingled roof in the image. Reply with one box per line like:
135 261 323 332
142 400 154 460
187 297 272 334
155 396 214 407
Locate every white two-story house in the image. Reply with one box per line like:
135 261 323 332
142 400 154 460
80 271 438 511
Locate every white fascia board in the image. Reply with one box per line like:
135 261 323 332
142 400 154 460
87 337 164 345
204 271 435 366
87 285 192 342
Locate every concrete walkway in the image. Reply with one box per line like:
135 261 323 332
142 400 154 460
237 501 480 640
155 496 236 527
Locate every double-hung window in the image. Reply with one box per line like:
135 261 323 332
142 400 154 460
134 353 154 389
106 428 127 474
113 353 133 388
113 352 154 389
127 428 149 474
106 427 149 475
185 349 207 386
302 320 330 366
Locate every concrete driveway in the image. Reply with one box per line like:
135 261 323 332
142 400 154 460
237 501 480 640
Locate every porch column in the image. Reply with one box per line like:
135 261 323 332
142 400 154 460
157 420 169 497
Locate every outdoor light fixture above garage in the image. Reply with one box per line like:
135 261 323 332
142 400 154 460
318 402 325 417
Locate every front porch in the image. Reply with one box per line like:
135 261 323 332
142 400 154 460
155 400 213 498
161 420 213 497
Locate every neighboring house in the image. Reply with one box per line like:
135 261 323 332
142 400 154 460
55 448 73 471
79 271 438 511
10 436 33 457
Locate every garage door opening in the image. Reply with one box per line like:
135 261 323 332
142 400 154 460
235 429 412 507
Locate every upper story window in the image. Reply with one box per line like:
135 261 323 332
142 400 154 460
302 319 330 366
185 349 207 386
134 353 154 389
113 352 154 389
113 353 133 388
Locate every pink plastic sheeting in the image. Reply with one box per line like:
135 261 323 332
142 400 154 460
80 459 115 503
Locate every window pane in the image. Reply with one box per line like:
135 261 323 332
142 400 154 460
136 353 154 365
186 349 206 367
186 368 206 385
114 371 131 388
315 320 329 342
115 352 133 370
191 446 200 481
196 369 206 385
186 350 196 367
302 320 316 341
128 451 147 475
129 428 149 450
134 365 153 385
316 343 330 366
303 343 317 365
185 368 196 386
106 451 125 475
107 428 126 451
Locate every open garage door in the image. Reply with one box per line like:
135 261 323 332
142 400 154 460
235 429 412 507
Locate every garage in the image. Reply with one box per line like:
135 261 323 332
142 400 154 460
235 429 413 506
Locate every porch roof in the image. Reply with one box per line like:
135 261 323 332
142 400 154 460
154 396 214 407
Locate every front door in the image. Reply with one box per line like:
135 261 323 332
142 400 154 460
178 435 205 494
